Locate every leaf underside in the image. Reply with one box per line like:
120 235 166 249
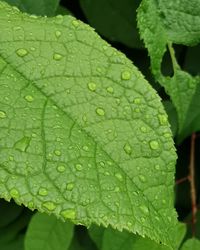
0 2 177 247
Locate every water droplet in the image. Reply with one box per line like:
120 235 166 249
99 161 105 167
14 136 31 152
134 108 140 113
123 143 132 155
115 173 123 181
139 175 146 183
54 150 61 156
114 186 120 192
72 20 79 27
164 133 171 138
57 165 65 173
53 53 62 60
140 126 147 133
140 205 149 215
24 95 34 102
75 163 83 171
154 164 160 170
87 82 96 92
43 202 56 211
162 199 166 204
10 188 19 198
66 183 74 191
0 111 6 119
96 107 105 116
106 86 114 93
133 98 141 104
38 188 48 196
149 140 159 150
16 48 28 57
28 201 34 209
121 70 131 80
9 156 14 161
60 209 76 220
55 30 61 38
127 222 132 227
158 114 168 125
141 217 146 223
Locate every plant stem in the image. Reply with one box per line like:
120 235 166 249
188 133 197 236
167 42 180 72
176 176 189 185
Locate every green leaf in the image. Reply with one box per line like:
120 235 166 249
89 223 186 250
80 0 142 48
0 2 177 247
25 212 74 250
181 238 200 250
2 0 60 16
137 0 200 141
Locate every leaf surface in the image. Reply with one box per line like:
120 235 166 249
137 0 200 141
181 238 200 250
25 212 74 250
0 2 177 247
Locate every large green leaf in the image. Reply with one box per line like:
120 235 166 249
2 0 59 16
89 223 186 250
80 0 142 48
25 212 74 250
181 238 200 250
0 2 177 247
137 0 200 141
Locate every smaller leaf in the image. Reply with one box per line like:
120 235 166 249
181 238 200 250
25 212 74 250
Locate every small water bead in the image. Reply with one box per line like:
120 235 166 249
115 173 123 182
140 126 147 133
164 133 171 138
82 115 87 122
24 95 34 102
139 205 149 215
87 82 96 92
154 164 160 170
158 114 168 125
72 20 79 27
139 175 146 183
114 186 120 192
75 163 83 171
82 145 89 151
55 30 62 38
66 183 74 191
10 188 19 198
38 188 48 196
53 53 62 60
0 111 6 119
9 156 14 161
54 150 61 156
28 201 34 209
99 161 105 167
96 107 105 116
60 209 76 220
14 136 31 152
16 48 28 57
106 86 114 93
121 70 131 80
123 142 132 155
149 140 159 150
57 165 65 173
133 98 141 104
43 202 56 211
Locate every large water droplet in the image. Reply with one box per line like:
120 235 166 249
24 95 34 102
14 136 31 152
53 53 62 60
75 163 83 171
96 107 105 116
123 143 132 155
66 183 74 191
0 111 6 119
16 48 28 57
38 188 48 196
149 140 159 150
87 82 96 92
10 188 19 198
43 202 56 211
60 209 76 220
121 71 131 80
